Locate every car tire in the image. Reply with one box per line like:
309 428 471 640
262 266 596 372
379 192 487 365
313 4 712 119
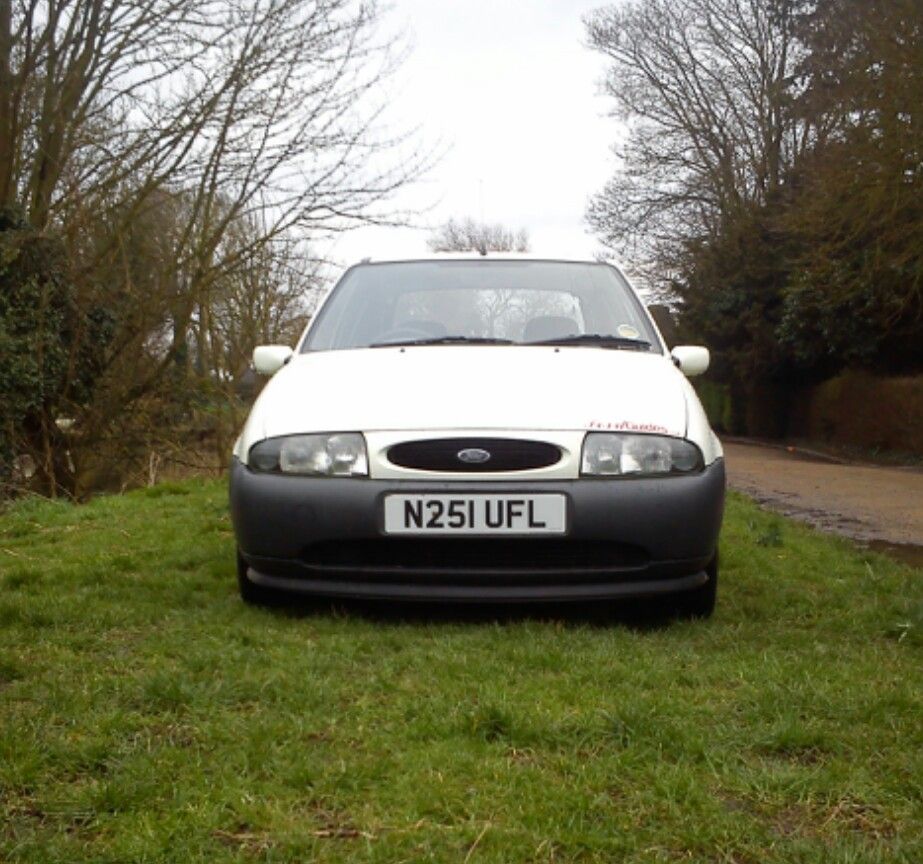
676 552 718 619
237 548 281 606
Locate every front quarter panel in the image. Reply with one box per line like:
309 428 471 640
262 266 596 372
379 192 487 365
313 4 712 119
678 373 723 464
233 362 297 464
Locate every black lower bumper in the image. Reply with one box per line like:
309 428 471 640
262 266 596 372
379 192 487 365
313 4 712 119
229 458 725 602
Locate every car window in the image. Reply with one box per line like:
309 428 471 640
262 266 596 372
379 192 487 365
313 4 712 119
301 261 660 352
392 288 586 341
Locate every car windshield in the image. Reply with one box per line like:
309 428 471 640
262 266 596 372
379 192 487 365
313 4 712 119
300 260 661 353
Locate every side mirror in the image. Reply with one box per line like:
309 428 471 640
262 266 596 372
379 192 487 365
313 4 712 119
671 345 710 377
253 345 293 376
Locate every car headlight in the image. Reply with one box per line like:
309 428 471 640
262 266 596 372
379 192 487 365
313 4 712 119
581 433 703 476
248 433 368 476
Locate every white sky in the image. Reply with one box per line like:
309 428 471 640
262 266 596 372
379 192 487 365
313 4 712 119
321 0 621 276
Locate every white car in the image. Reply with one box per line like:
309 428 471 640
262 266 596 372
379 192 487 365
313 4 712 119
230 255 725 616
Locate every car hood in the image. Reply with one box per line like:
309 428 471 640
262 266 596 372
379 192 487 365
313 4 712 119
249 345 688 440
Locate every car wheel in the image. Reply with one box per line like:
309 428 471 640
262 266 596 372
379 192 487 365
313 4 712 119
236 548 281 606
677 552 718 620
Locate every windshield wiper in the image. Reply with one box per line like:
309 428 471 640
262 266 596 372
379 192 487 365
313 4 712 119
525 333 651 351
370 336 515 348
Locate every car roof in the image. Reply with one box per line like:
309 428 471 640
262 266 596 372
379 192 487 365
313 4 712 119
347 253 638 284
352 252 609 265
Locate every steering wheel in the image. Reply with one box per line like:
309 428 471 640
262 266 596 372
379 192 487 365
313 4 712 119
376 322 445 343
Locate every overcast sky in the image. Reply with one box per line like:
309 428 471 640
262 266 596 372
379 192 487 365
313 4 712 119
322 0 621 274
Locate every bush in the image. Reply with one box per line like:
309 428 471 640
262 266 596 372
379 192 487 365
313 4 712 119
694 380 731 433
790 371 923 456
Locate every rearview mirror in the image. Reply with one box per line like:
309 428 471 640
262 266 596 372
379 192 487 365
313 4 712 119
671 345 710 377
253 345 293 376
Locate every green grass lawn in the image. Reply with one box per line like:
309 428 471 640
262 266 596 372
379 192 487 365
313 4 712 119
1 481 921 863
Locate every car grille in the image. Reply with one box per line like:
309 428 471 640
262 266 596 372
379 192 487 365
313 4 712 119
386 437 562 473
300 539 648 579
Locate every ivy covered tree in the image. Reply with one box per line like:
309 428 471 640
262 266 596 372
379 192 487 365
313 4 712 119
1 209 81 494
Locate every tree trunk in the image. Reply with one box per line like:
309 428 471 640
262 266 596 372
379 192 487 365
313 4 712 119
0 0 13 208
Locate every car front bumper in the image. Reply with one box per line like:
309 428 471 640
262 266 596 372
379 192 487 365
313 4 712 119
229 457 726 602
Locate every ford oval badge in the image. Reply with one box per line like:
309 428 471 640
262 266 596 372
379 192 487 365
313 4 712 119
457 448 491 465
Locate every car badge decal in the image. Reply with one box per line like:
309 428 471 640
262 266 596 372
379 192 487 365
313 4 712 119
457 448 491 464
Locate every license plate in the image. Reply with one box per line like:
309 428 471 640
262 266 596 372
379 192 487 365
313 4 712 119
383 494 566 535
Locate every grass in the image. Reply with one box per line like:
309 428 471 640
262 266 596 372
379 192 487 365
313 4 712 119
0 480 921 863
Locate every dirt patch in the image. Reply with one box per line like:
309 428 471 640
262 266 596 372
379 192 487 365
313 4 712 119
771 797 897 841
724 441 923 565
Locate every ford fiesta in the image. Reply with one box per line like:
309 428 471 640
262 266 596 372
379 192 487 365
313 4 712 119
230 256 725 616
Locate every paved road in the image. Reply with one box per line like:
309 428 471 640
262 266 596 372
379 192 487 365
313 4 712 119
723 441 923 550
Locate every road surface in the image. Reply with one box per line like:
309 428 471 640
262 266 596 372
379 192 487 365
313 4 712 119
723 441 923 560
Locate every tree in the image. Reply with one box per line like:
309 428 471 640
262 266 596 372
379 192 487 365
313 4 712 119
586 0 818 431
0 0 426 496
428 217 530 254
587 0 923 437
191 219 318 464
776 0 923 373
585 0 815 284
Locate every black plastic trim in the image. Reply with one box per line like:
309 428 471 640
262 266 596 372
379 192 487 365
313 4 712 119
243 566 708 603
229 457 725 602
387 437 561 473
